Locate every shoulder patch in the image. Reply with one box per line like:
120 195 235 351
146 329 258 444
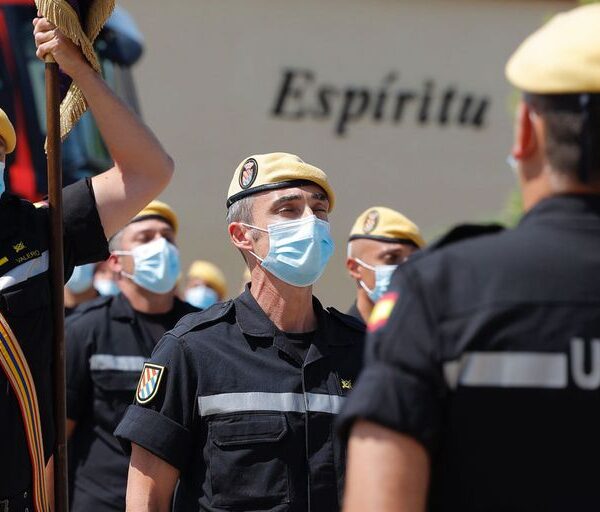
168 300 234 338
367 291 398 333
327 307 366 332
429 223 504 251
136 363 165 404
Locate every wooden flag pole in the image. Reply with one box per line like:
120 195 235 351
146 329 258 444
45 56 68 512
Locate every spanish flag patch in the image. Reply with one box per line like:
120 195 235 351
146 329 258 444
367 292 398 333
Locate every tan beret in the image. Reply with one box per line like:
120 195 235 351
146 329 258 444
227 152 335 212
349 206 425 248
0 108 16 154
131 200 178 234
506 4 600 94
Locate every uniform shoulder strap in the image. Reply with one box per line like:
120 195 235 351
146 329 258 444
169 300 234 338
429 223 504 251
327 307 366 332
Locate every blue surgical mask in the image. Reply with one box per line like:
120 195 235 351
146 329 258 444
66 263 95 294
185 285 219 309
243 215 335 288
355 258 397 303
114 237 181 294
94 278 120 297
0 162 5 197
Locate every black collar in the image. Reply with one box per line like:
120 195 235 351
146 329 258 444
234 285 347 352
520 193 600 228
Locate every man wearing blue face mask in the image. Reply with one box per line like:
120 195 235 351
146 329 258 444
116 152 366 511
64 200 198 512
184 260 227 309
345 207 425 324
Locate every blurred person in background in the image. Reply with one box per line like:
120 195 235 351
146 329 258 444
184 260 227 309
116 153 365 511
65 263 98 316
346 206 424 324
93 260 119 297
339 5 600 511
65 201 197 512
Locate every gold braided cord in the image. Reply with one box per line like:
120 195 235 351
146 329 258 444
34 0 115 140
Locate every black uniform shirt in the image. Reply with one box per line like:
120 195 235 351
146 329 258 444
0 179 108 497
338 194 600 511
66 293 197 511
115 286 365 511
346 302 364 324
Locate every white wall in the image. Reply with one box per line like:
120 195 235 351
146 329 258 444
120 0 573 307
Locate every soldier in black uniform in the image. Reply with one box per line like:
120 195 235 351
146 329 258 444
338 5 600 512
345 206 424 323
115 152 365 511
66 201 197 512
0 17 174 510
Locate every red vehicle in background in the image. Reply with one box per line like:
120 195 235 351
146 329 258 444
0 0 143 201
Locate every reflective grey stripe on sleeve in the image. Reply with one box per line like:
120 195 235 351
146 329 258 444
198 392 345 417
444 352 568 390
89 354 146 371
0 250 49 291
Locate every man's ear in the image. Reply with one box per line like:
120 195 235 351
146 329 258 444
229 223 254 253
512 101 539 161
107 253 122 274
346 257 362 281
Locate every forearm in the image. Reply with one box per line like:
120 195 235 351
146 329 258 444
343 420 430 512
126 444 179 512
71 65 173 184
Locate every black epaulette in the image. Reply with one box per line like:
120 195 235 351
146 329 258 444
168 300 234 338
327 307 366 332
428 223 505 251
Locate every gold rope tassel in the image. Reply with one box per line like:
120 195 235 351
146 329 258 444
34 0 115 142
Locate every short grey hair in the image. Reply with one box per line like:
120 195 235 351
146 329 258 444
226 195 255 225
226 195 258 265
108 229 125 252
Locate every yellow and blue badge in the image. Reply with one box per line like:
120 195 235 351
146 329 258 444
136 363 165 404
367 291 398 333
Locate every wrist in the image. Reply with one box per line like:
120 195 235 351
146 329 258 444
69 61 97 88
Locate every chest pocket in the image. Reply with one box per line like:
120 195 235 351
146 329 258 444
208 413 291 509
91 370 141 430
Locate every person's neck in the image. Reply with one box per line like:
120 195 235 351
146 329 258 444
522 165 600 211
120 283 175 314
356 289 374 324
64 287 98 309
250 269 317 333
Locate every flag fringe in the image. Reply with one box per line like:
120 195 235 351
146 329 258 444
34 0 115 142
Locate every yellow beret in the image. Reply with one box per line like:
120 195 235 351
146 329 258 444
227 152 335 212
349 206 425 248
506 4 600 94
0 108 16 154
131 200 178 234
187 260 227 298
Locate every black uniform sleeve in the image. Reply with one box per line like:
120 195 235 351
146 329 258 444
114 334 198 471
62 178 109 278
337 267 444 453
65 314 94 421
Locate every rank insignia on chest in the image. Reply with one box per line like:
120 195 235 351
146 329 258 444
136 363 165 404
341 379 353 390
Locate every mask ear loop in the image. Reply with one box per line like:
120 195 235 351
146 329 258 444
352 257 376 298
240 223 268 263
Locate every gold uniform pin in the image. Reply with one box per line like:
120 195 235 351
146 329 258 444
341 379 353 390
